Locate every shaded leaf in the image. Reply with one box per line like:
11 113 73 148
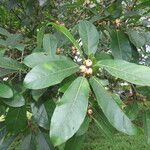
78 20 99 55
0 83 13 98
90 76 137 135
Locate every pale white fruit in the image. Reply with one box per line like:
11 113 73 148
79 65 87 73
86 68 93 75
87 108 93 115
85 59 92 67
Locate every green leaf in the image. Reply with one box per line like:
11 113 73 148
0 56 26 71
43 34 58 56
137 86 150 100
64 135 84 150
5 107 27 133
31 103 49 130
36 131 53 150
0 83 13 98
32 88 47 101
96 59 150 86
23 52 68 68
50 77 90 146
0 135 18 150
127 29 146 48
110 30 132 61
78 20 99 55
20 133 37 150
47 22 82 56
24 60 79 89
0 27 11 37
143 111 150 144
89 76 137 135
0 68 16 77
37 25 46 49
2 93 25 107
95 51 113 60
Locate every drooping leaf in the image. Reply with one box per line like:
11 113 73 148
0 56 26 71
31 103 49 130
47 22 82 56
43 34 58 56
96 59 150 86
5 106 27 133
24 60 79 89
78 20 99 55
110 30 132 61
90 76 137 135
127 29 146 48
50 77 90 146
0 135 18 150
0 83 13 98
2 92 25 107
20 133 37 150
143 111 150 144
23 52 68 68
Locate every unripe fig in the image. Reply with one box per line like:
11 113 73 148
86 68 93 75
85 59 92 67
79 65 86 73
87 108 93 115
56 48 61 54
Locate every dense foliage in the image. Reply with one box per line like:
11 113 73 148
0 0 150 149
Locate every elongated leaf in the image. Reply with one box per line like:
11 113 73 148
78 20 99 55
0 57 25 71
143 111 150 144
43 34 58 56
0 68 16 77
90 76 137 135
21 133 37 150
0 83 13 98
2 93 25 107
24 60 79 89
50 77 90 146
5 107 27 133
127 29 146 48
23 52 68 68
32 88 47 101
0 135 18 150
110 30 132 61
0 27 11 37
31 103 49 130
96 59 150 86
47 22 82 56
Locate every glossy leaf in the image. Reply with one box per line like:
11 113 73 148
2 93 25 107
24 60 79 89
0 83 13 98
43 34 58 56
90 76 137 135
96 59 150 86
50 77 90 146
78 20 99 55
110 30 132 61
5 107 27 133
23 52 68 68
